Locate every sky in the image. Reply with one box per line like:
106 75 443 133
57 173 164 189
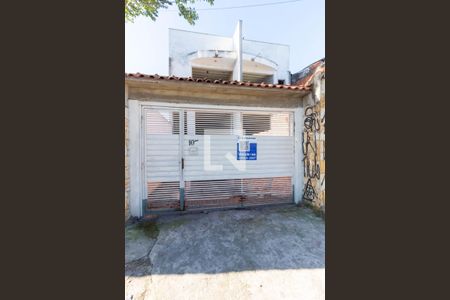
125 0 324 75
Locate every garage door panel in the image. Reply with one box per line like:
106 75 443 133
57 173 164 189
183 149 294 156
182 163 294 171
146 160 179 167
183 165 294 176
145 166 180 172
144 108 181 211
183 155 294 162
184 173 293 182
183 134 293 182
182 109 294 209
143 107 295 211
147 181 180 210
146 134 179 142
185 176 293 209
146 150 180 156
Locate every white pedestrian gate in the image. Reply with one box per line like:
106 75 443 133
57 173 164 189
143 106 295 212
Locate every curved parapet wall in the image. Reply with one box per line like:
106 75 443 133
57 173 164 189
169 27 290 84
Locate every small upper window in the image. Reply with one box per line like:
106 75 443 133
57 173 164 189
195 112 233 135
243 113 291 136
243 114 271 136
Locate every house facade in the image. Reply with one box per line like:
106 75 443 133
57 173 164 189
124 24 325 219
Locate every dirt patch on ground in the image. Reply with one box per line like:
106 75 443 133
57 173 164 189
125 221 159 240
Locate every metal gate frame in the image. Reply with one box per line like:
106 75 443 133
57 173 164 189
140 101 301 215
141 106 184 214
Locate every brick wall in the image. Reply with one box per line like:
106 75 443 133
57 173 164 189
302 75 325 212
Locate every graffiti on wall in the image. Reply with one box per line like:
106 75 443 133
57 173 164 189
303 178 317 201
302 99 325 207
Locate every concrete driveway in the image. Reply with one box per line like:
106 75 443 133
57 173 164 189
125 206 325 300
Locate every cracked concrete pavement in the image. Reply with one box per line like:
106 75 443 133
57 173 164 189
125 206 325 300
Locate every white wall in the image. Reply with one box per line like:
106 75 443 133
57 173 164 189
243 39 290 84
169 28 290 83
128 100 142 217
169 29 233 77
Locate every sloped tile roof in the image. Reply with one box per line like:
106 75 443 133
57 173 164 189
125 73 309 91
292 58 325 87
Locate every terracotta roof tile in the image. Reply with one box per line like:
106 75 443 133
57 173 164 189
125 73 309 91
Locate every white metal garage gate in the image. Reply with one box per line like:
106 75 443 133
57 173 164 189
142 105 295 212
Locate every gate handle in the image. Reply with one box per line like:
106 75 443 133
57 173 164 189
181 158 184 170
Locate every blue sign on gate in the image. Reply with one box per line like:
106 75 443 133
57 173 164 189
237 136 257 160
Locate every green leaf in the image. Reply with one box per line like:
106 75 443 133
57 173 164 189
125 0 214 25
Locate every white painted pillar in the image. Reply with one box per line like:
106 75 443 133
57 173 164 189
128 100 142 217
232 20 243 81
294 104 304 204
272 73 278 85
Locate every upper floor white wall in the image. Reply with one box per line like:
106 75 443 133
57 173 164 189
169 29 233 78
169 28 290 84
242 39 290 84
